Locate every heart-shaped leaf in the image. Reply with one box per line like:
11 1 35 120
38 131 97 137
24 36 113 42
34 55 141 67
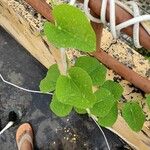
56 67 96 109
50 93 72 117
98 103 118 127
39 64 60 92
44 4 96 52
74 107 87 114
75 56 107 86
90 88 116 117
122 102 145 132
102 80 123 100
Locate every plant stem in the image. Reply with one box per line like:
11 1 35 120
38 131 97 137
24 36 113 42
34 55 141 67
60 48 67 75
69 0 76 5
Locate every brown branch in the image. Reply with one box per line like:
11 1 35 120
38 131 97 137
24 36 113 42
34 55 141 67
24 0 150 93
93 50 150 93
24 0 54 22
91 20 150 93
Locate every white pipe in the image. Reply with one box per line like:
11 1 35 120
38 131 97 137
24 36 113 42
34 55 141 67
0 121 14 135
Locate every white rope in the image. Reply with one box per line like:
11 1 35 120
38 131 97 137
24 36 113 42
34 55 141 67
0 73 53 95
83 0 150 48
126 1 141 48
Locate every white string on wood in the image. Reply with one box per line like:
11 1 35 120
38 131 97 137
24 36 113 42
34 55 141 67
0 73 53 95
83 0 150 48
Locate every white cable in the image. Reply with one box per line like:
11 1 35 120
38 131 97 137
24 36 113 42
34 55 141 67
84 0 101 23
100 0 107 25
0 73 53 95
92 117 111 150
86 109 110 150
0 121 14 135
126 1 141 48
107 127 139 150
83 0 150 48
109 0 117 39
116 15 150 33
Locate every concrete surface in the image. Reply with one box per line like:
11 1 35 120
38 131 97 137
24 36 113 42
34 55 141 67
0 27 129 150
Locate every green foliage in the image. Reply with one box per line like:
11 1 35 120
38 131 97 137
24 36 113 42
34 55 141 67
75 56 107 86
122 102 145 132
74 107 87 114
146 94 150 110
56 67 96 109
50 93 72 117
39 1 148 132
102 80 123 100
44 4 96 52
90 88 116 117
39 64 60 92
98 103 118 127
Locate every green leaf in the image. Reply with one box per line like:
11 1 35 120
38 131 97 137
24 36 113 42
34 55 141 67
39 64 60 92
44 4 96 52
102 80 123 100
90 88 116 117
98 103 118 127
75 56 107 86
146 94 150 110
74 107 87 114
94 88 114 103
56 67 96 109
50 94 72 117
122 102 145 132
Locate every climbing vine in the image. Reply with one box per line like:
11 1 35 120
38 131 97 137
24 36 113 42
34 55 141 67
40 3 147 132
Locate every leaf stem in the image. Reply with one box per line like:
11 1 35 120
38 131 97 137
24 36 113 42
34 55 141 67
69 0 76 5
60 48 67 75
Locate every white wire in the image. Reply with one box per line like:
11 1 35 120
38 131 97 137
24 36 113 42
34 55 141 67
110 0 117 39
0 73 53 95
92 117 111 150
86 108 110 150
100 0 107 25
83 0 150 48
126 1 141 48
107 127 139 150
116 15 150 33
83 0 101 23
0 121 14 135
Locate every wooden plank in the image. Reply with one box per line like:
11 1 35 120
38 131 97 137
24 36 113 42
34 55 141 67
1 0 150 149
0 0 56 69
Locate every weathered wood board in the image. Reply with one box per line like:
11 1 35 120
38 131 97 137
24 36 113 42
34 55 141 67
1 0 150 149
